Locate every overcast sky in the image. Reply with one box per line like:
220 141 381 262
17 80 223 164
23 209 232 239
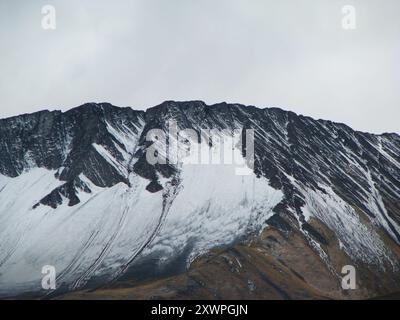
0 0 399 133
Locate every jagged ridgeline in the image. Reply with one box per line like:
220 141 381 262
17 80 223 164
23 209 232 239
0 101 399 299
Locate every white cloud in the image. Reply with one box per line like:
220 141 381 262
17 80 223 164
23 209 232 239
0 0 399 133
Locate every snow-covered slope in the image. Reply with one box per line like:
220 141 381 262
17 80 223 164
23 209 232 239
0 101 399 297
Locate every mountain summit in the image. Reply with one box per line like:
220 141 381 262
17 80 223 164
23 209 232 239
0 101 399 299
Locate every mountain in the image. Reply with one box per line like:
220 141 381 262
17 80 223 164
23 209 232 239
0 101 399 299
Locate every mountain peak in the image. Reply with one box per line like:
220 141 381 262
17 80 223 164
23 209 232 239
0 100 399 299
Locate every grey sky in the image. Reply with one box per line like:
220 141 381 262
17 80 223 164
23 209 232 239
0 0 399 133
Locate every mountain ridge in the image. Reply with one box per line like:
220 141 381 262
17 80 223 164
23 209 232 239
2 100 398 136
0 100 399 299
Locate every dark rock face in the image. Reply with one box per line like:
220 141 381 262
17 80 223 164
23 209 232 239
0 103 145 207
132 101 400 244
0 101 399 240
0 109 66 177
1 100 400 300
